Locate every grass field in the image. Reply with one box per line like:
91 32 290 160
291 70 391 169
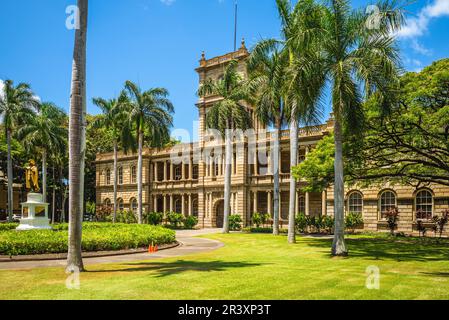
1 233 449 300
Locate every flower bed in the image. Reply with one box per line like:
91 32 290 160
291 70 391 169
0 223 176 256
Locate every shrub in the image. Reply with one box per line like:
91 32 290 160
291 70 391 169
229 215 242 231
243 227 288 234
384 207 399 235
184 216 199 229
0 223 19 232
166 212 184 228
416 220 427 237
323 215 334 234
295 213 307 233
0 223 176 256
144 212 164 226
345 212 364 233
252 213 270 228
433 210 449 238
114 211 138 224
95 205 112 222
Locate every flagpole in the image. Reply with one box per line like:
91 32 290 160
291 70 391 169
234 1 238 51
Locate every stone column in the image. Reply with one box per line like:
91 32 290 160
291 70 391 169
322 190 327 216
170 162 174 181
182 162 186 180
305 192 310 216
295 191 299 214
188 193 192 216
267 191 272 216
154 162 158 182
163 195 167 213
170 195 174 212
181 194 186 216
253 191 258 213
164 161 168 181
267 151 272 175
153 195 158 212
189 158 193 180
209 193 213 217
254 151 258 176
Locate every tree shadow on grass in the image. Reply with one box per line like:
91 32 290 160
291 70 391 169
88 260 266 278
420 272 449 278
302 237 449 262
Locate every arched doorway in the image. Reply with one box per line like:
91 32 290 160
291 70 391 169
215 200 224 228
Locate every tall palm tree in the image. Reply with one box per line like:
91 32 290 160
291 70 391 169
198 60 252 233
124 81 174 224
247 42 287 236
0 80 38 222
67 0 88 273
92 93 132 223
19 102 67 203
314 0 403 255
248 0 325 241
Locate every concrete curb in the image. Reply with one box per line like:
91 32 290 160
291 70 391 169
0 242 180 263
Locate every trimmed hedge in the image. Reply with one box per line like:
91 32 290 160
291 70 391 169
0 223 176 256
0 223 19 232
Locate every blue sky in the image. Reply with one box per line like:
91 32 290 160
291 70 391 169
1 0 448 141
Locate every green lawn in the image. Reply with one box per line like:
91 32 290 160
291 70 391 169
1 233 449 300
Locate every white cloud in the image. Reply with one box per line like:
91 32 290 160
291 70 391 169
398 0 449 38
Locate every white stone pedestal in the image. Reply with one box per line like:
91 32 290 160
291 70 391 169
16 193 51 231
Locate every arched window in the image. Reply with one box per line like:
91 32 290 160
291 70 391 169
347 191 363 214
130 198 138 213
130 166 137 184
298 196 306 215
105 169 111 185
416 189 433 220
117 198 124 212
380 190 396 219
192 165 199 180
118 167 123 185
104 198 111 207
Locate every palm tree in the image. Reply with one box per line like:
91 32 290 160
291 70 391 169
67 0 88 273
92 93 131 223
19 103 67 203
314 0 403 255
0 80 38 222
247 42 287 236
248 0 325 241
198 60 252 233
124 81 174 224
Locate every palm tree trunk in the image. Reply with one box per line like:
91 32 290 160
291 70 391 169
288 114 298 244
113 141 118 223
42 149 47 202
67 0 88 273
137 129 143 224
52 166 56 224
6 128 13 223
332 117 348 256
223 128 232 233
272 126 281 235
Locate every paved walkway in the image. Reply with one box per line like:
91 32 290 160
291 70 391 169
0 229 223 270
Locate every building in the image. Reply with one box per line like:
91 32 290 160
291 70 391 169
95 42 449 233
0 170 23 221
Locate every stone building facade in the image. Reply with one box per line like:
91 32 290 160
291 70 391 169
95 43 449 233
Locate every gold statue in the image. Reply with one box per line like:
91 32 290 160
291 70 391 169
25 159 40 193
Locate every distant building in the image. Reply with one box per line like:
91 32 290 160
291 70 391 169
0 170 22 220
95 42 449 234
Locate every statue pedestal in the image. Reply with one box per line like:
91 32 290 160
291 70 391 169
16 193 51 231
